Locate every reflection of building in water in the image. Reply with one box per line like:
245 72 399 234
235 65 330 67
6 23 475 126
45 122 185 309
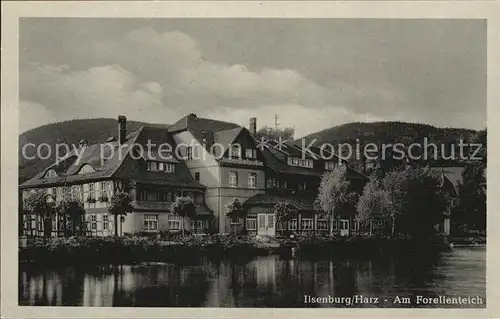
82 271 115 306
254 256 277 288
21 271 65 306
204 262 233 307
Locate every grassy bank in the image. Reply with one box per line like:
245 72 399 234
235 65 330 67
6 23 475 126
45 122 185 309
19 233 452 264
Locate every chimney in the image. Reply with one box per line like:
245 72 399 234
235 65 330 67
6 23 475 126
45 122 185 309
249 117 257 136
118 115 127 145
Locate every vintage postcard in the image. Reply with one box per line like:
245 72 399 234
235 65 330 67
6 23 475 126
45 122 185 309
1 1 499 319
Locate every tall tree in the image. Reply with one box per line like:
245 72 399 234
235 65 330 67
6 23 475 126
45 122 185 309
455 162 486 231
226 198 245 234
24 189 56 237
316 167 358 236
356 174 389 235
59 197 86 236
170 196 197 236
274 201 298 236
382 166 448 239
109 192 134 236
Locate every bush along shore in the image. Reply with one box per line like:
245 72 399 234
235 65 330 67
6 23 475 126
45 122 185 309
19 233 454 264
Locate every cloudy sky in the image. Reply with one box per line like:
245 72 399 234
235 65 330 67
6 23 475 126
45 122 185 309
19 18 486 137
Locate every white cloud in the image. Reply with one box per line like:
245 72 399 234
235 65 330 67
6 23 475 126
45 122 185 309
20 27 388 133
20 62 185 131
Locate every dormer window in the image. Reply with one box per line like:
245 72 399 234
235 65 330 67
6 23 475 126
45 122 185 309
78 164 96 175
147 161 158 172
147 161 175 173
229 145 242 158
44 169 58 178
245 149 257 159
287 157 313 168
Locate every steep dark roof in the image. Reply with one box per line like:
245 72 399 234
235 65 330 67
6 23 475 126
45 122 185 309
112 126 205 189
20 129 143 188
261 143 368 180
429 166 465 195
244 191 317 212
20 125 204 190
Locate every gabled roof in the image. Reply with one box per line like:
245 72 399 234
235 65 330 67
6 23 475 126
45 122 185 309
169 114 258 161
20 128 143 188
20 125 204 190
429 166 465 195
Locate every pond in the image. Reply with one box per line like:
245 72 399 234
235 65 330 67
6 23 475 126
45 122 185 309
19 246 486 308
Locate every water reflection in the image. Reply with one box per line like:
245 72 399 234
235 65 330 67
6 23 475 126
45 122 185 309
19 247 486 308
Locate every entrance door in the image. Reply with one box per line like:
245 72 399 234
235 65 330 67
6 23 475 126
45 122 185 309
340 219 349 237
257 213 276 236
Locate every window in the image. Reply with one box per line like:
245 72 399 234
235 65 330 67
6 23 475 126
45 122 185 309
229 171 238 187
267 214 275 228
100 182 108 201
78 164 95 174
138 189 147 201
279 179 288 189
325 161 336 170
288 219 298 231
147 161 158 172
245 149 257 159
246 214 257 230
51 187 57 201
89 183 95 199
103 215 110 230
298 180 307 190
168 215 181 230
301 218 314 230
159 162 175 173
44 169 58 178
267 178 277 188
71 185 81 201
186 147 193 161
229 145 242 158
91 215 97 230
144 214 159 231
165 163 174 173
317 218 328 230
248 173 257 188
190 220 203 230
194 172 200 181
164 191 173 202
288 157 313 168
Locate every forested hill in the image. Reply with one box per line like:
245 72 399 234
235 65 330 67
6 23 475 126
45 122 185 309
299 121 483 169
19 118 169 183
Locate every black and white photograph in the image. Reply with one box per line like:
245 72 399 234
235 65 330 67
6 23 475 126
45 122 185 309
1 2 497 317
